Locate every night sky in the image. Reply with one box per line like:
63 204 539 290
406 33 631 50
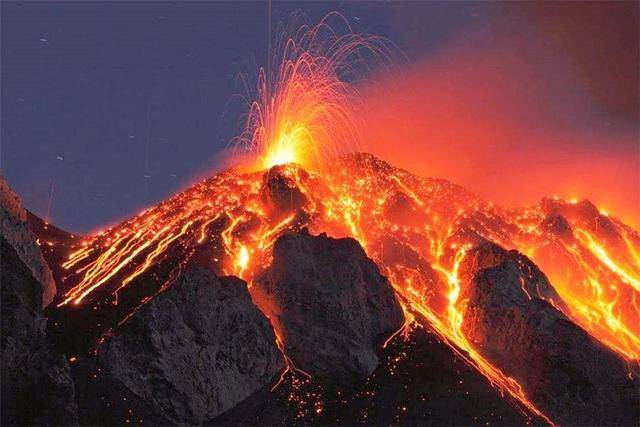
2 2 637 233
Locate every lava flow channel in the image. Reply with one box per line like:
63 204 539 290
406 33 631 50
52 13 640 426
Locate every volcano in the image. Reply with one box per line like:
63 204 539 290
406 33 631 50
1 152 638 426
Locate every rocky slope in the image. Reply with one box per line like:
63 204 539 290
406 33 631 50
98 267 284 424
253 230 405 385
214 324 540 426
1 234 77 425
0 175 56 306
0 176 79 425
5 154 639 426
459 243 640 425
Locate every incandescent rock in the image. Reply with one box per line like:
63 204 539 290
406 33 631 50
459 243 640 426
1 235 78 425
253 229 405 385
98 267 284 425
0 175 56 306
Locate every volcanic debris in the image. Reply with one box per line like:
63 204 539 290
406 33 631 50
253 229 405 385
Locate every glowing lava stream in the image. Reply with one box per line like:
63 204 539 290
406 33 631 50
575 229 640 292
54 156 640 426
56 156 640 424
51 13 640 426
385 265 557 426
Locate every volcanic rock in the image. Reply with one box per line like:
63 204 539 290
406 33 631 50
252 229 405 384
383 191 429 227
459 241 568 312
1 235 78 425
540 197 620 242
540 213 573 238
27 210 80 292
98 267 284 424
0 175 56 306
215 325 541 426
260 165 310 217
459 243 640 426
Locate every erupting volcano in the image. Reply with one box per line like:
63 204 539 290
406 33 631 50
2 9 638 427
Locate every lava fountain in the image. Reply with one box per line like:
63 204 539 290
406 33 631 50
232 11 394 172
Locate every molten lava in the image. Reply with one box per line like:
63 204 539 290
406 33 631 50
53 154 640 425
233 12 393 172
49 13 639 426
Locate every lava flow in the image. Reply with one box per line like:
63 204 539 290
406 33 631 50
47 13 639 427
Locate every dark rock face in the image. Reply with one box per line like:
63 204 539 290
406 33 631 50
98 267 284 424
459 241 569 313
459 243 640 426
540 197 621 243
540 213 573 238
0 175 56 307
1 236 78 425
27 210 80 295
253 229 405 384
383 191 429 227
261 165 310 217
215 325 540 426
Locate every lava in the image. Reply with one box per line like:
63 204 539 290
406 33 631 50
53 154 640 424
232 12 393 173
48 13 639 427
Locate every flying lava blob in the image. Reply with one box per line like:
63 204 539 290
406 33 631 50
49 13 639 426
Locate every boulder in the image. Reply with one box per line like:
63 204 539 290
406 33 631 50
98 267 284 424
0 175 56 306
252 229 405 384
459 243 640 426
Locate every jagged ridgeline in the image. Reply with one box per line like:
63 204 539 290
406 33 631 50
2 151 638 425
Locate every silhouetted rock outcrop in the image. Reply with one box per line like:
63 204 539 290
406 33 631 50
0 175 56 306
459 243 640 426
1 236 78 425
98 267 284 424
253 229 405 385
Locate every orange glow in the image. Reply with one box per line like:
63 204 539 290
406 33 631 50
357 29 639 230
576 229 640 292
55 151 640 424
233 12 393 172
51 15 639 426
235 245 250 279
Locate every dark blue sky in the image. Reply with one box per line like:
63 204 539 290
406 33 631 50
2 1 483 233
2 2 636 233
